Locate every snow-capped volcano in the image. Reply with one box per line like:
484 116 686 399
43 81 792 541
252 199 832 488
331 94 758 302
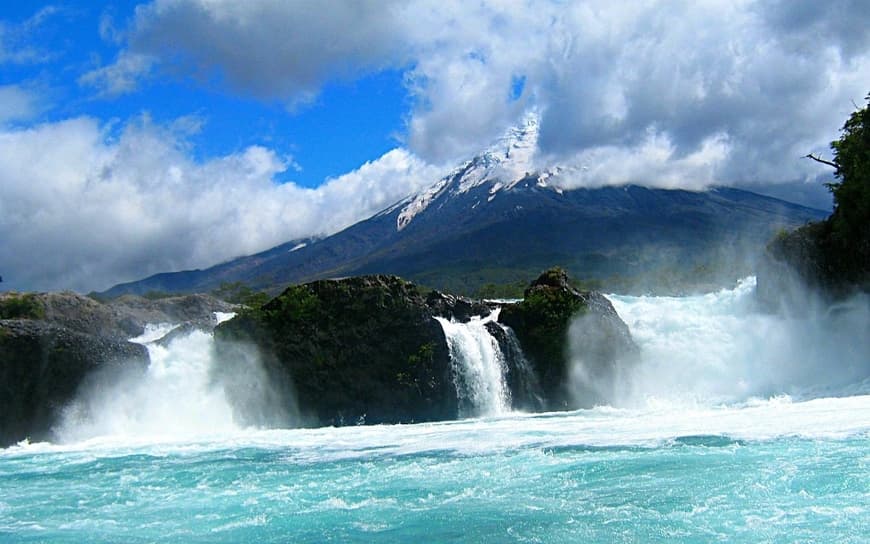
396 112 560 230
103 114 826 298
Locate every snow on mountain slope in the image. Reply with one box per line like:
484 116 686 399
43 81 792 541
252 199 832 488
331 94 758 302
396 112 558 231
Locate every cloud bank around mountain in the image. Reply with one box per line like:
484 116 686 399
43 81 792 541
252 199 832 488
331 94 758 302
0 115 439 291
109 0 869 180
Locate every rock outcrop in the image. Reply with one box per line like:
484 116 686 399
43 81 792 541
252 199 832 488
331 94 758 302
0 319 148 447
216 269 636 425
500 268 638 409
0 291 234 447
215 275 489 426
758 220 870 310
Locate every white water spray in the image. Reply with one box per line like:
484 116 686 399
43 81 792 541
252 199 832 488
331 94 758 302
56 314 292 443
436 310 510 417
593 277 870 407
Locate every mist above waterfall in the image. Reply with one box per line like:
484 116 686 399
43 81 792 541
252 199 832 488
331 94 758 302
572 277 870 408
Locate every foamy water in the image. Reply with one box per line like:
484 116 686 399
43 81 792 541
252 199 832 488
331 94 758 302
2 281 868 542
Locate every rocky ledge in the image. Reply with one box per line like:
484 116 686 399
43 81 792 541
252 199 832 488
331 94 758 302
0 291 236 446
0 319 148 447
215 268 637 426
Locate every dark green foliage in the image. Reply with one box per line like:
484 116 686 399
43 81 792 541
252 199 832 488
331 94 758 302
215 275 458 426
765 94 870 296
142 290 175 300
826 94 870 281
211 281 271 307
0 293 45 320
828 93 870 238
474 281 528 299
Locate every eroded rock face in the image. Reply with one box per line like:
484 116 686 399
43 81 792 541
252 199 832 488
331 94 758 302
500 268 637 409
1 291 238 340
0 319 148 447
758 220 870 311
108 294 239 337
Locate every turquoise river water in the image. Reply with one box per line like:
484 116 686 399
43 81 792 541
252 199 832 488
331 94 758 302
2 279 868 542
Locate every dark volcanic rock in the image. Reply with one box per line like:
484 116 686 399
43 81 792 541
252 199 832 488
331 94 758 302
107 293 238 337
0 291 237 340
216 270 636 425
215 275 494 426
425 291 497 321
0 290 233 447
500 268 637 409
0 319 148 447
758 220 870 310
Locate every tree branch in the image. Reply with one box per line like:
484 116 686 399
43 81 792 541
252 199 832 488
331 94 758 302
804 153 837 169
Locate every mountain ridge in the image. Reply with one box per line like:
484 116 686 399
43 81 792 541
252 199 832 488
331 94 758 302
102 117 826 297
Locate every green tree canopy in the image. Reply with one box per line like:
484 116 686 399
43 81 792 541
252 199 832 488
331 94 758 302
828 93 870 245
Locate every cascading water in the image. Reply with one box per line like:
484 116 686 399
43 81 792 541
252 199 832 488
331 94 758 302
435 309 510 417
590 276 870 406
492 321 545 411
55 313 291 443
3 280 870 543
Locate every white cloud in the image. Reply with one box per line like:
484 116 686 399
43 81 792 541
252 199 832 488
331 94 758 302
0 6 63 65
106 0 869 188
79 51 156 97
0 116 440 292
118 0 409 98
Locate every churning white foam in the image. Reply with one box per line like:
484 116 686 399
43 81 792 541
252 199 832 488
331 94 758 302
56 329 242 443
600 277 870 407
54 310 295 445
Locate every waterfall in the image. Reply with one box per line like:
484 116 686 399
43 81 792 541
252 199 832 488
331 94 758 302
493 322 545 411
55 313 295 443
435 309 510 417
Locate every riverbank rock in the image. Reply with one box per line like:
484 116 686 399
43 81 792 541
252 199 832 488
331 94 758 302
500 268 638 409
758 220 870 311
0 319 148 447
0 291 237 340
216 270 637 425
0 290 234 447
215 275 491 426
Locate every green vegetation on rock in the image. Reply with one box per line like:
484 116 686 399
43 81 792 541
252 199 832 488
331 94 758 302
211 281 271 308
0 293 45 320
215 275 461 426
500 267 636 409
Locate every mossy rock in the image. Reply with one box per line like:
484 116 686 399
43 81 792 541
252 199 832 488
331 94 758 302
500 268 636 409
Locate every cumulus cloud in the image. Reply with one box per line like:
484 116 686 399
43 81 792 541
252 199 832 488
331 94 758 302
106 0 869 186
0 116 440 292
105 0 410 99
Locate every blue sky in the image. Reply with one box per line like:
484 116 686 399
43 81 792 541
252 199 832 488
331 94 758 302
1 3 410 187
1 1 868 292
